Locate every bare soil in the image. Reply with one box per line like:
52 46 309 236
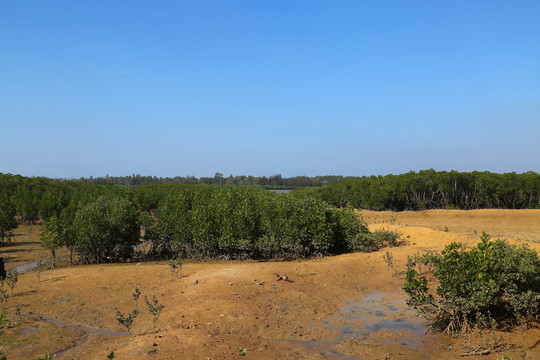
1 210 540 359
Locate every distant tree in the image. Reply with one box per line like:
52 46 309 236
0 195 17 243
38 185 68 221
13 184 39 223
214 172 224 185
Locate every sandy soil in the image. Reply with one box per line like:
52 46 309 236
1 210 540 359
1 226 69 271
361 209 540 242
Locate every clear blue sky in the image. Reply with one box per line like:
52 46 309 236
1 1 539 178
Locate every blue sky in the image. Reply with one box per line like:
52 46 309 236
1 1 539 178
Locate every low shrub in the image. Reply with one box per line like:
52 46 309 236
348 228 401 252
369 228 402 248
403 232 540 334
72 196 140 263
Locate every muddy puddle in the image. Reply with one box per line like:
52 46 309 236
294 291 439 359
20 328 43 335
19 313 130 359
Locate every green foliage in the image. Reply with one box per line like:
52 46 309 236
72 196 140 263
168 260 182 279
107 351 115 359
369 229 402 248
238 347 247 357
14 183 41 224
382 250 396 273
0 194 17 244
403 232 540 334
144 295 164 329
79 173 346 188
115 307 139 335
295 170 540 210
37 354 55 360
38 185 69 221
40 218 63 260
348 228 401 252
132 285 141 307
148 187 371 260
139 212 156 240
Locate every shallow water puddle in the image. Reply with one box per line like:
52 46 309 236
20 328 43 335
295 291 431 359
21 313 130 359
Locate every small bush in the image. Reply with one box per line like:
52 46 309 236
348 228 402 252
168 259 182 279
115 308 139 335
144 295 164 329
369 229 401 248
403 232 540 334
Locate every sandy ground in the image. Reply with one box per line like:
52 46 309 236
361 209 540 243
1 210 540 359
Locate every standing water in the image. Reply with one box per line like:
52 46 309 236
294 291 436 359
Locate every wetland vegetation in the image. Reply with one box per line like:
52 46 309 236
0 171 539 359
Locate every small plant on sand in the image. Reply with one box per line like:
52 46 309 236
144 295 164 330
37 355 55 360
0 289 9 313
6 270 18 296
35 259 46 282
107 351 116 359
115 308 139 335
382 250 397 274
238 347 247 356
0 312 6 333
132 285 141 307
168 259 182 279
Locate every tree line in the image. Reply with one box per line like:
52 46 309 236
293 170 540 210
76 173 348 188
0 173 374 263
1 170 538 264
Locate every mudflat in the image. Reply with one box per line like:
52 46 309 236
2 210 540 359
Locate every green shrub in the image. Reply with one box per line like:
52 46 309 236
0 194 17 244
148 187 371 260
40 217 63 260
72 196 140 263
369 228 402 248
348 228 401 252
403 232 540 334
